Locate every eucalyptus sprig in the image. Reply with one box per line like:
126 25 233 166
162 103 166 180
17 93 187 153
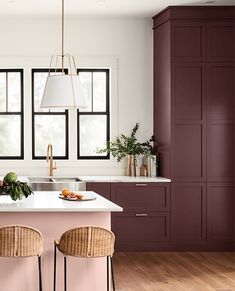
98 123 154 162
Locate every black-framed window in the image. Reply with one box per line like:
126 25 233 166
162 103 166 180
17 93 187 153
32 69 69 159
77 69 110 159
0 69 24 159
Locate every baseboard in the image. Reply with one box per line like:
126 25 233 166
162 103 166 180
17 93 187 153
115 240 234 252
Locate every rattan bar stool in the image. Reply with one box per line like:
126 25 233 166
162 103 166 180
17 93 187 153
0 225 43 291
54 226 115 291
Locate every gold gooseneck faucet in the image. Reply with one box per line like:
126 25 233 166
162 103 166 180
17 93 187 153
46 144 57 176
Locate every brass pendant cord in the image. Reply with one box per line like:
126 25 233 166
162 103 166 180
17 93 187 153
62 0 64 72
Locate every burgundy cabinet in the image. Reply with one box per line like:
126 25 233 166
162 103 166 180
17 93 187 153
207 124 234 182
173 124 204 181
86 182 111 200
207 22 235 61
172 183 206 241
111 183 170 251
172 22 205 62
153 6 235 250
207 183 234 241
172 63 205 182
173 65 203 121
206 64 235 182
111 183 170 212
112 213 170 251
207 64 235 121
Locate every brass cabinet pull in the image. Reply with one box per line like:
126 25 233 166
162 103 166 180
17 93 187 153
135 213 148 217
135 183 147 187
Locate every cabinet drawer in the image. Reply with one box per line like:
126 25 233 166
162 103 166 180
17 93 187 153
111 183 170 212
112 212 170 243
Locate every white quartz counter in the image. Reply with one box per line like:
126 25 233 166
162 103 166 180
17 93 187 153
78 176 171 182
8 175 171 183
0 191 123 212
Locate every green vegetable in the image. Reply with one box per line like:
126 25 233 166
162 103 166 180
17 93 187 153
4 172 18 184
3 176 33 201
20 182 33 198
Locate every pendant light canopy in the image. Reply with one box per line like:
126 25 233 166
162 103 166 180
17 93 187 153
41 0 86 109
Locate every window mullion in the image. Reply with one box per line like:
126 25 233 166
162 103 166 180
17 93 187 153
6 72 8 112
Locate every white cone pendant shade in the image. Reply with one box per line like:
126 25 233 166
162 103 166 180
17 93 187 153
41 0 87 109
41 74 87 109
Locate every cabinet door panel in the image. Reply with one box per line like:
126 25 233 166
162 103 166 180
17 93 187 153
111 183 170 212
207 183 233 240
207 124 234 182
207 65 235 121
172 183 206 240
86 182 111 200
207 22 235 61
173 124 203 181
172 22 205 61
174 65 203 121
112 212 170 243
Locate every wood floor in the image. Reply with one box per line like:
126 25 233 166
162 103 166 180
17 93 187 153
113 252 235 291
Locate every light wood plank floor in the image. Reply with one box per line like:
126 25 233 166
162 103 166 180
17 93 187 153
113 252 235 291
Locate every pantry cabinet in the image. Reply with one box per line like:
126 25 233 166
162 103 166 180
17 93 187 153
153 6 235 250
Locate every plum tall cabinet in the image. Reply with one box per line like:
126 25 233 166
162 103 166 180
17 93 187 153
153 6 235 250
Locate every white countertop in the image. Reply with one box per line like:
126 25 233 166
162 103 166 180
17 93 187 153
78 176 171 183
0 191 123 212
5 176 171 183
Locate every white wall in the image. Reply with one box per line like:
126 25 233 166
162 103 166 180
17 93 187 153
0 16 153 176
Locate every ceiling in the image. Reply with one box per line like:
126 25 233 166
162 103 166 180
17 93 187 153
2 0 235 17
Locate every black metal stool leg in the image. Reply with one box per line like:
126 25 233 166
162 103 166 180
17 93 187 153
38 256 42 291
110 256 115 291
54 243 57 291
107 256 110 291
64 256 67 291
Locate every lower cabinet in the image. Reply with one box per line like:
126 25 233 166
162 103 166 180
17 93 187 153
207 183 233 241
86 181 234 250
86 182 171 251
86 182 111 200
112 212 170 251
172 183 206 241
111 183 171 251
172 182 233 249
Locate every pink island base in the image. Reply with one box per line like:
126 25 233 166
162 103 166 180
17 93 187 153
0 211 111 291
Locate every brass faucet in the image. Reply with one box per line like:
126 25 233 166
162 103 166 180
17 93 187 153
46 144 57 176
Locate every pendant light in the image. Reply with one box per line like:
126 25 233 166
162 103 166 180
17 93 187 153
41 0 86 109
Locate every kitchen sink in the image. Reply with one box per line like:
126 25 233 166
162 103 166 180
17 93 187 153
28 177 55 183
28 176 86 192
52 177 81 182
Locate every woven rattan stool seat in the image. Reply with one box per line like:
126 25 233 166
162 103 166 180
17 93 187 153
54 225 115 291
0 225 43 291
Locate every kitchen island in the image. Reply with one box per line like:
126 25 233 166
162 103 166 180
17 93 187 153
0 191 122 291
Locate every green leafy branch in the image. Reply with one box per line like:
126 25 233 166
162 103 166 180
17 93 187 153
98 123 154 162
